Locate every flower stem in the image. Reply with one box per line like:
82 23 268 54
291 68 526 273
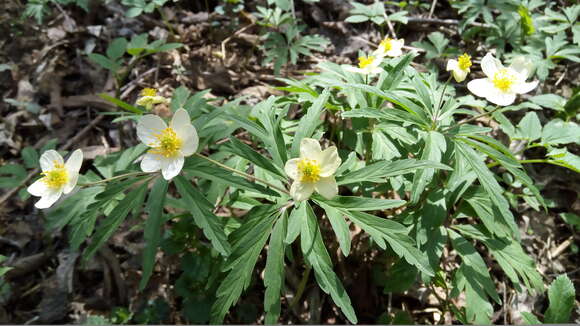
194 153 290 196
79 171 150 187
443 105 502 132
433 75 453 128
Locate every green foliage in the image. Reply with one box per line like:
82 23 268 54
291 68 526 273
521 274 576 324
24 0 89 23
346 1 408 25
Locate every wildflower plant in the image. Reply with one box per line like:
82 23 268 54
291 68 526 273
21 40 579 325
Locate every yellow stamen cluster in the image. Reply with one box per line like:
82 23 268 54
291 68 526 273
492 69 516 92
380 38 393 51
42 162 68 189
149 127 183 158
141 88 157 97
458 53 472 71
297 159 321 183
358 56 375 69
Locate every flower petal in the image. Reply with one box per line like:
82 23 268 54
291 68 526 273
40 150 64 172
137 115 167 146
467 78 495 99
141 153 163 173
512 80 538 94
178 125 199 157
63 172 78 194
386 48 403 57
284 158 301 180
290 181 314 201
481 53 502 78
446 59 458 72
65 149 83 174
509 56 534 80
170 109 192 136
452 68 468 83
27 179 48 197
300 138 322 159
35 189 63 209
344 65 364 74
315 176 338 200
486 90 516 106
161 155 184 180
318 146 341 177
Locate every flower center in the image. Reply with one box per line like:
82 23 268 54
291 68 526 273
492 69 516 92
42 162 68 189
358 56 375 69
141 88 157 97
149 127 183 157
458 53 472 71
297 159 321 183
380 38 393 52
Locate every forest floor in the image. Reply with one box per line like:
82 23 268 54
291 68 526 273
0 0 579 324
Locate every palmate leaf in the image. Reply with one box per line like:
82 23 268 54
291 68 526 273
174 176 231 256
449 230 500 324
454 224 543 293
84 182 149 261
264 211 287 324
210 205 279 323
316 200 433 276
300 202 357 323
139 178 168 290
322 203 351 256
316 195 405 211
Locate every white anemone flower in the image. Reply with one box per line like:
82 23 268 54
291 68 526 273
27 149 83 209
136 88 169 110
446 53 472 83
285 138 341 201
467 53 538 106
344 55 383 75
374 37 404 58
137 108 199 180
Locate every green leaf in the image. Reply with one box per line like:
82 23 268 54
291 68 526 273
411 131 446 203
223 137 285 178
541 119 580 145
84 182 148 261
264 212 287 324
174 176 231 256
107 38 128 60
45 186 103 231
337 158 452 185
544 274 575 323
516 112 542 141
317 195 405 211
320 203 351 256
383 260 418 293
88 53 120 72
340 210 433 276
98 93 144 114
21 147 39 169
290 88 330 157
345 15 370 23
455 141 519 238
140 178 168 290
560 212 580 230
285 202 303 244
0 164 27 188
449 230 500 324
300 202 357 323
520 312 541 324
210 206 278 323
184 156 280 197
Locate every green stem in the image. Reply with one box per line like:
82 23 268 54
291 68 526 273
487 158 561 169
79 171 150 187
443 105 502 132
433 75 452 129
290 266 311 308
194 153 290 195
157 6 175 37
